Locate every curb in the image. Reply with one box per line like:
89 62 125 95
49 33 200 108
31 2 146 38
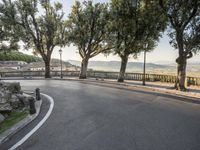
0 96 42 145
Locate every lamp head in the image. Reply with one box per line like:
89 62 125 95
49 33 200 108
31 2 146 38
59 49 62 54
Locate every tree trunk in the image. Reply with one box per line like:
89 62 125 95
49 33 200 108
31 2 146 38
118 55 128 82
44 58 51 78
79 58 89 79
175 30 187 91
175 59 187 91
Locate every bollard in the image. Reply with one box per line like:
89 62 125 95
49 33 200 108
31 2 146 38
29 97 36 114
36 88 41 101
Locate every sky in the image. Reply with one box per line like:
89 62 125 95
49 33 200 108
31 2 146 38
19 0 200 64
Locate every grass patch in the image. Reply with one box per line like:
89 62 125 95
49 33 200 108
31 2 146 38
0 111 28 134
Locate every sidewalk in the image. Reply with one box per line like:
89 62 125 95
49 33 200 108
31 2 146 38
62 77 200 100
2 76 200 99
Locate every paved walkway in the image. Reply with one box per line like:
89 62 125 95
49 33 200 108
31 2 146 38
61 77 200 99
2 76 200 99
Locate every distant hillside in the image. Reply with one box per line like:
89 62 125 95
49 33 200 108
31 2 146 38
0 51 41 63
68 60 200 77
68 60 173 72
51 59 75 67
0 51 76 67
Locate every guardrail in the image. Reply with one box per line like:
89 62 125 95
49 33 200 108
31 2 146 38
0 70 200 86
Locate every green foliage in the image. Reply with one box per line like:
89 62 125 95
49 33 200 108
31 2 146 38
1 0 68 78
0 51 41 63
0 0 21 51
67 0 111 59
109 0 167 58
13 0 68 55
160 0 200 59
183 6 200 55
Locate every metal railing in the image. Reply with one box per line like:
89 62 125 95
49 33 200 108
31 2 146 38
0 70 200 86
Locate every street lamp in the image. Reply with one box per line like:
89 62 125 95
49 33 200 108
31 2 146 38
143 44 147 85
59 49 63 79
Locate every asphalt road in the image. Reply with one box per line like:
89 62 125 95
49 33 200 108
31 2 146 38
1 80 200 150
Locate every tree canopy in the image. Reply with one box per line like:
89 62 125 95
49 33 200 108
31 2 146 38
0 0 20 51
67 0 111 78
0 0 68 78
109 0 167 82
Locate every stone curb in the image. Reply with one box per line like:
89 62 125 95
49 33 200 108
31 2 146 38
0 94 42 145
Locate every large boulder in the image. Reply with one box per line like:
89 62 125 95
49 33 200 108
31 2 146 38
0 81 31 113
0 82 21 113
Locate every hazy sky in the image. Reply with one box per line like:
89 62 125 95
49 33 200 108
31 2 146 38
20 0 200 63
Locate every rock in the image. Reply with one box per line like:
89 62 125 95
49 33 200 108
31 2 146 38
7 82 21 94
0 103 12 113
16 94 33 108
10 95 21 109
16 94 25 106
0 82 30 112
0 91 12 104
0 82 12 104
0 91 7 104
0 113 5 123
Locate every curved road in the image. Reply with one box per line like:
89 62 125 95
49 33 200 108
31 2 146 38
1 80 200 150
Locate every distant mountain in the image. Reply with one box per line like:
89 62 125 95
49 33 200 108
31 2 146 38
68 60 174 72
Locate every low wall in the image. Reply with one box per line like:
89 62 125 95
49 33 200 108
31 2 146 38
0 71 199 86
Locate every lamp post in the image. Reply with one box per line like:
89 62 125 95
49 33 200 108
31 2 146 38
59 49 63 79
143 44 147 85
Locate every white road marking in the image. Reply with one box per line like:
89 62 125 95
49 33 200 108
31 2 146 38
9 93 54 150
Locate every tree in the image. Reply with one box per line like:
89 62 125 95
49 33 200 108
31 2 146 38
109 0 167 82
67 1 111 79
0 0 20 51
1 0 68 78
159 0 200 91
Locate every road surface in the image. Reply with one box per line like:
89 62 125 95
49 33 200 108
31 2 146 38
1 80 200 150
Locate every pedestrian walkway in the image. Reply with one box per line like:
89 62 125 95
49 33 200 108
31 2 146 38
2 76 200 99
63 77 200 99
